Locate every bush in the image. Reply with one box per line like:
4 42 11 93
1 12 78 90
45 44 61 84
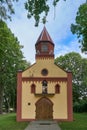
73 99 87 113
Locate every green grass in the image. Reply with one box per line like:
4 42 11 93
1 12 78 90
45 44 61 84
0 113 28 130
59 113 87 130
0 113 87 130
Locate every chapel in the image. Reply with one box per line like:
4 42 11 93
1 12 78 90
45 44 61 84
17 27 73 121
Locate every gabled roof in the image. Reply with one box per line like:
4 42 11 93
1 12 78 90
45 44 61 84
35 26 54 45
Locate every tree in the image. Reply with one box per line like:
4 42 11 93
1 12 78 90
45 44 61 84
55 52 87 103
71 3 87 53
3 59 30 113
0 0 18 21
0 20 29 113
25 0 66 26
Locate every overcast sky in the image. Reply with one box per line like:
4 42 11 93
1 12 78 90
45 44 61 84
7 0 86 64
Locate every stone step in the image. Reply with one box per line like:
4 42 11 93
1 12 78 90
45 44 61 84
24 121 61 130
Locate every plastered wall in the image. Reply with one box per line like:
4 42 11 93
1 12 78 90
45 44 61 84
22 59 67 78
21 81 67 119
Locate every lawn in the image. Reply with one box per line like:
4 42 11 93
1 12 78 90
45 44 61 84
0 113 87 130
59 113 87 130
0 113 28 130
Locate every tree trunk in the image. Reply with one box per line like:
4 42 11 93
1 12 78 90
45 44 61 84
0 85 4 114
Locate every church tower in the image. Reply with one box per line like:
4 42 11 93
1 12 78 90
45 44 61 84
35 27 54 59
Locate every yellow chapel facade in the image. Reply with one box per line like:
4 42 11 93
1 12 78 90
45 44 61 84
17 27 73 121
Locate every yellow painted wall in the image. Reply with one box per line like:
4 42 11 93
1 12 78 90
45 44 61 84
22 59 67 78
51 82 67 119
22 81 39 119
22 81 67 119
21 58 68 119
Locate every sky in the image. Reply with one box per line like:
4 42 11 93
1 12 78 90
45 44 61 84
7 0 86 64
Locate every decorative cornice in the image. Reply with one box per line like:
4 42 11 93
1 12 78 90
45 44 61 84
36 54 54 59
22 77 67 82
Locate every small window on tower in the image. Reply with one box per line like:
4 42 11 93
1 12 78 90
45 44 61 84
41 43 48 52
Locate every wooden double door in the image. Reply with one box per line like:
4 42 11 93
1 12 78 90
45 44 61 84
35 97 53 120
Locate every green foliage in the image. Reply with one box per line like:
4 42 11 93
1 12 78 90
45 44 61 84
0 0 18 21
71 3 87 53
55 52 87 104
73 99 87 113
0 113 28 130
0 20 29 113
25 0 66 26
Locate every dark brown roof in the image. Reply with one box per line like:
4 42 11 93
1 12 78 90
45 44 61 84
36 26 54 45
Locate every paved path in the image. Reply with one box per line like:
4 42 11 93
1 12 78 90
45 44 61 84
24 121 61 130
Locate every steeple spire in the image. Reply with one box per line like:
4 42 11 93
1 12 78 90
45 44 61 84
36 26 54 45
35 27 54 59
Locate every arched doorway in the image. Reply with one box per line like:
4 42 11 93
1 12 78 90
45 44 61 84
35 97 53 120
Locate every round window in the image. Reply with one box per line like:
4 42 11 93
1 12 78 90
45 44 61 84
41 69 48 76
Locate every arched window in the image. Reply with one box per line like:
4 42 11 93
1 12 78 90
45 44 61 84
55 84 60 94
31 84 36 93
42 80 48 94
